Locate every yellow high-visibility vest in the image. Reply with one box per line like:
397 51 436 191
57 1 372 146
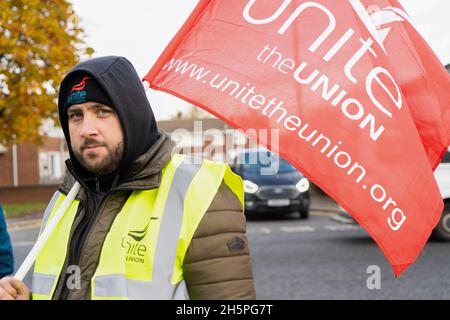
32 154 243 300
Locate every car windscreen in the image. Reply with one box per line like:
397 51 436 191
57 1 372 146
240 152 297 174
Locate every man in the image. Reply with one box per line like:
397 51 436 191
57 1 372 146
0 204 14 279
0 56 255 300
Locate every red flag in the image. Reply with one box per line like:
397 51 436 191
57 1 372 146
353 0 450 170
145 0 449 276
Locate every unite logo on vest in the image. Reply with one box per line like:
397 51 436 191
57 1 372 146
121 217 158 264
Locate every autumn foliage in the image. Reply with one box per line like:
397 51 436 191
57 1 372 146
0 0 93 145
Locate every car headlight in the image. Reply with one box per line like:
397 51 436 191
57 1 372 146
244 180 259 194
296 178 309 192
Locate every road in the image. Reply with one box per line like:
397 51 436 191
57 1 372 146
246 212 450 299
7 195 450 300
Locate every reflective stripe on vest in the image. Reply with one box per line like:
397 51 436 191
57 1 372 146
39 191 61 237
32 273 56 296
32 154 243 300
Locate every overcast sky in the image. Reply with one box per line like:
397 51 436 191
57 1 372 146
70 0 450 121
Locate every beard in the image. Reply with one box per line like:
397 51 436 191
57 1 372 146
73 139 124 176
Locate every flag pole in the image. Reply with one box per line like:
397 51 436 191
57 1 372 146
142 80 151 91
14 182 81 281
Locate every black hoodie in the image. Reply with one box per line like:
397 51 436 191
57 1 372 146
58 56 160 194
56 57 160 298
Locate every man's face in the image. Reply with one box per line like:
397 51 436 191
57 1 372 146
67 102 124 176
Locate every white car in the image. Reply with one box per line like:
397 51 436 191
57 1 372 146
337 149 450 241
431 151 450 240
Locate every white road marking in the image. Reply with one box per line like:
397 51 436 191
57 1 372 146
247 227 272 234
324 225 359 231
281 226 315 233
330 215 357 225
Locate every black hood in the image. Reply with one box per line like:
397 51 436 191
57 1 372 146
58 56 160 191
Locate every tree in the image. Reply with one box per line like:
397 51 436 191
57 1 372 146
0 0 93 145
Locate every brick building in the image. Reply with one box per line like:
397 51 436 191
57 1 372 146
0 135 68 204
0 137 67 188
158 118 254 163
0 118 255 204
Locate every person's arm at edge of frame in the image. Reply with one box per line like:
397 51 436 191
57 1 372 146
0 206 30 300
0 205 14 279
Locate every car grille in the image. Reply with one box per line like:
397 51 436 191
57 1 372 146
256 186 299 200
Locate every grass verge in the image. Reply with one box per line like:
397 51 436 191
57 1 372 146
2 203 47 218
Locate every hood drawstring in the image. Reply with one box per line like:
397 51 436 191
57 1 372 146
111 174 120 190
